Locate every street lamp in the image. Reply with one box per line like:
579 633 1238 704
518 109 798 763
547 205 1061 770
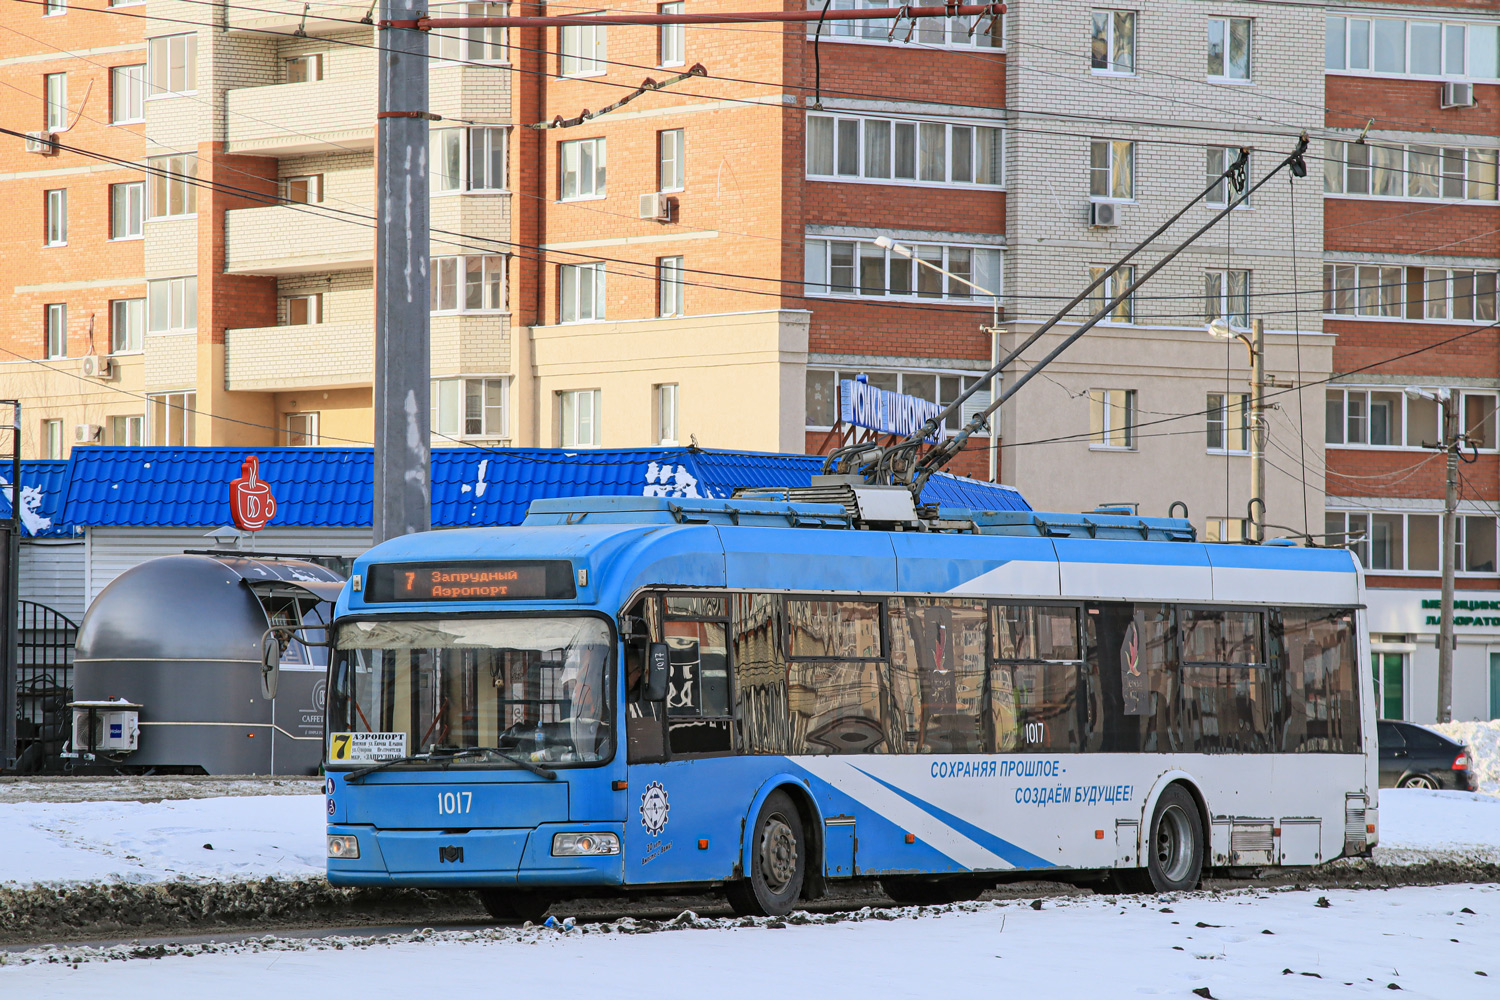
1205 316 1265 544
873 235 1003 481
1405 385 1458 723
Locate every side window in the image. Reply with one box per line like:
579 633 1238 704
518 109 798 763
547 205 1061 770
625 594 667 764
1278 608 1360 753
1083 602 1178 752
786 599 889 753
990 604 1084 752
888 597 988 753
733 592 789 754
663 593 732 755
1376 722 1404 749
1178 608 1272 753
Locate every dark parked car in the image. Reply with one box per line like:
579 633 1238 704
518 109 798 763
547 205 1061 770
1377 720 1475 791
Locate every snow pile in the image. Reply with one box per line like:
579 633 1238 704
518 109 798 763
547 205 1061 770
0 795 326 887
1 886 1496 997
1432 719 1500 795
1377 788 1500 864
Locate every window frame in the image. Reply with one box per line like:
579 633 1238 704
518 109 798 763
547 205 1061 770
1206 16 1252 82
1206 391 1250 455
285 293 324 325
1205 146 1251 208
284 411 320 446
431 376 510 440
1090 8 1136 76
146 33 198 98
559 136 606 201
1087 263 1135 324
659 1 685 67
146 390 196 446
1323 385 1498 453
1326 508 1498 576
44 72 67 131
43 188 67 247
110 297 145 354
559 261 606 322
1089 139 1134 202
110 181 144 240
657 382 679 446
805 112 1003 189
428 1 509 63
806 0 1002 51
467 126 508 192
658 128 685 193
560 18 607 77
803 237 1002 303
146 154 198 219
285 53 323 83
559 387 603 447
43 420 64 460
44 303 67 359
282 174 324 205
1204 268 1251 329
430 254 508 314
146 276 197 334
658 256 685 318
1325 14 1500 82
110 64 145 124
109 414 144 446
1088 387 1136 450
1323 140 1499 204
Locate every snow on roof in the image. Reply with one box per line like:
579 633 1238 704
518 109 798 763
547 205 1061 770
0 460 73 537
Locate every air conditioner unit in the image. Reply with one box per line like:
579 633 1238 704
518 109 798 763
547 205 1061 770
638 192 675 222
1090 201 1123 228
1440 81 1476 108
24 131 56 155
80 354 113 379
73 423 102 445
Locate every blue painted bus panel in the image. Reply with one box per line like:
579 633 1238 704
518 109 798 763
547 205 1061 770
889 532 1062 597
719 527 899 594
337 775 571 829
377 828 529 875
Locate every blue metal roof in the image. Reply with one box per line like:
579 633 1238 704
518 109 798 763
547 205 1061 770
0 460 74 537
60 446 1029 529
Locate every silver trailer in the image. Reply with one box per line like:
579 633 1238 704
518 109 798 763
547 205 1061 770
72 553 344 775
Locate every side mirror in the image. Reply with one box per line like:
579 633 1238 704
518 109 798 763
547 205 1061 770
260 631 283 700
643 642 670 702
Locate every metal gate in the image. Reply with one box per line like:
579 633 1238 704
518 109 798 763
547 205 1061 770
14 600 77 769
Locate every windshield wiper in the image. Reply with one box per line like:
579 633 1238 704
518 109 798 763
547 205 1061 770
343 746 557 782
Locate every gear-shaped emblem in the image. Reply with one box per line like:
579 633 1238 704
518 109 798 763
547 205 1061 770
639 780 670 837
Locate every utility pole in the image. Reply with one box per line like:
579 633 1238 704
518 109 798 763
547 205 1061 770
1248 318 1266 543
372 0 432 544
1438 391 1459 724
2 402 18 770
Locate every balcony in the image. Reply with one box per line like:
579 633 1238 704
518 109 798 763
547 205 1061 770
224 79 375 156
226 1 373 36
224 322 372 392
224 204 372 276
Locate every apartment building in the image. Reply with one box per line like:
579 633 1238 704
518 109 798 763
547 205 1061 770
1319 2 1500 722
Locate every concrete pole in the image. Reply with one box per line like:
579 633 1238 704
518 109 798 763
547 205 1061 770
1249 319 1265 544
1 403 16 768
1438 393 1458 723
372 0 431 544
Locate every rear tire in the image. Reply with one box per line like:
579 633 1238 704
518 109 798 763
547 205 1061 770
726 790 806 917
477 888 553 924
1398 773 1439 790
1139 785 1204 893
880 876 987 906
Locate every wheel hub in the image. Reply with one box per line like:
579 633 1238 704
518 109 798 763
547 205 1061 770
1155 804 1193 883
760 813 798 892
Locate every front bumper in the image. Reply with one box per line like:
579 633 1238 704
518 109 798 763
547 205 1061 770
325 822 627 888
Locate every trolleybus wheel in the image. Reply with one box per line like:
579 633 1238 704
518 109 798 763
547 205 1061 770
726 789 806 917
477 888 553 924
880 876 986 906
1140 784 1204 893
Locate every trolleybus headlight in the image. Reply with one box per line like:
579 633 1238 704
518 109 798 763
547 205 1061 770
552 832 620 857
327 835 361 859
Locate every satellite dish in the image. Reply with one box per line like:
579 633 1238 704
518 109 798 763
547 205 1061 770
260 632 281 700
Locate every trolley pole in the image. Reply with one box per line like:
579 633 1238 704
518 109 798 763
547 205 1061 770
1437 392 1459 724
372 0 432 545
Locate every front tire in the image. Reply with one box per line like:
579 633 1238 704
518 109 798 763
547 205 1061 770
726 789 806 917
477 888 553 924
1398 773 1439 790
1140 785 1204 893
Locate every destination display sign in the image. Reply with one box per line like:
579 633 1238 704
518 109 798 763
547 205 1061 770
365 560 577 603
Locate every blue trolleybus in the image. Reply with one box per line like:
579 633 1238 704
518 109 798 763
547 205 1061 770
321 493 1375 919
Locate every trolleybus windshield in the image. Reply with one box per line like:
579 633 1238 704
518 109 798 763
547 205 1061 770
329 617 613 766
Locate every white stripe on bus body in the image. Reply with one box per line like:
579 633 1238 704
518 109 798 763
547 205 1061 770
942 559 1061 598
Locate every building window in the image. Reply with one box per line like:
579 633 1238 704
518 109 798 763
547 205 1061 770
147 276 197 333
560 19 606 77
1205 146 1249 207
431 255 506 312
658 256 685 317
1088 388 1135 449
44 73 67 130
284 412 319 446
658 129 685 192
804 239 1001 301
42 420 63 460
1090 139 1134 201
1087 264 1135 323
433 377 508 439
659 2 684 66
44 303 66 359
1207 17 1251 80
1326 15 1500 81
147 391 195 446
559 262 606 322
111 65 145 123
147 154 198 217
429 2 508 62
1205 517 1248 542
286 54 323 82
657 383 678 445
469 127 507 190
1409 267 1500 321
805 368 991 437
806 114 1002 187
110 298 144 353
810 0 1001 51
1207 392 1250 453
44 0 65 15
1204 269 1250 328
1321 263 1404 317
110 414 143 446
283 174 323 204
1326 510 1498 575
432 129 462 193
560 137 606 200
147 33 198 96
1090 9 1135 74
286 293 323 325
1325 387 1497 450
559 388 602 447
43 189 67 246
110 182 144 239
1323 141 1498 202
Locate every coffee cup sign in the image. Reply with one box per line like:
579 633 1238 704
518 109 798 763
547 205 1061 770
230 456 278 531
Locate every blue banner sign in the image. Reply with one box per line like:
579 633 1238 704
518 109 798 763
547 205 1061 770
840 379 942 440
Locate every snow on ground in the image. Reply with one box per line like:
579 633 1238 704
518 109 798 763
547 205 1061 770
1433 719 1500 795
0 795 326 886
2 885 1496 998
0 788 1497 889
